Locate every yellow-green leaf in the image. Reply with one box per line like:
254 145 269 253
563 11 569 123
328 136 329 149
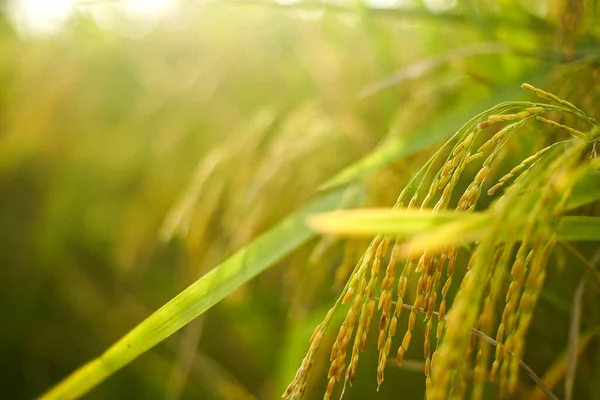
308 209 600 251
39 188 351 400
567 171 600 210
319 80 550 191
307 208 485 238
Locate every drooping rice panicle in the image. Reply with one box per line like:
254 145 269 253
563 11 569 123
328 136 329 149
285 84 597 400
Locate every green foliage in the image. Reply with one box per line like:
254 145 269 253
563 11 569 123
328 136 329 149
1 2 600 400
284 84 600 400
40 188 352 400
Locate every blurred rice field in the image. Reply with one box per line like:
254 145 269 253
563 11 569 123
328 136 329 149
1 1 599 399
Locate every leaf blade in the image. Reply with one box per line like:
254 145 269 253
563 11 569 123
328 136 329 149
307 208 486 238
308 209 600 246
567 170 600 210
39 188 351 400
558 217 600 241
320 82 548 191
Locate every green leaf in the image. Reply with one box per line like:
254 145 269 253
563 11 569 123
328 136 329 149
318 131 447 191
557 216 600 241
565 276 587 400
39 188 351 400
567 171 600 210
307 208 485 237
308 209 600 248
319 84 543 191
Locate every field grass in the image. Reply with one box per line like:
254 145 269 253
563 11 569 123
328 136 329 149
1 1 600 399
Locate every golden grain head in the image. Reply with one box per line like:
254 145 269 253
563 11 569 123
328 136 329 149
526 106 545 114
402 330 412 350
285 83 594 400
396 346 405 366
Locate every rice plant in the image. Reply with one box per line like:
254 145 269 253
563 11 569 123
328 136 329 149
284 84 600 400
2 2 600 400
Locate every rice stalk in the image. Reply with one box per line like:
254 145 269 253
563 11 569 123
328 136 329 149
284 83 600 400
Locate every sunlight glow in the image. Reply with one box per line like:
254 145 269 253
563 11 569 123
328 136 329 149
9 0 77 35
8 0 179 36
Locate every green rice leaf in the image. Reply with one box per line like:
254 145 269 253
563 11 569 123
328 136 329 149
308 209 600 249
319 85 539 191
565 276 587 400
307 209 488 256
557 216 600 241
567 171 600 210
318 131 447 191
307 209 485 238
39 188 350 400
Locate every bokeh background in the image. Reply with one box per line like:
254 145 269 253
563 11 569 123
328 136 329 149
1 1 599 399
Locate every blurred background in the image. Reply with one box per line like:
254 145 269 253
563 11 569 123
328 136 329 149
1 0 599 399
